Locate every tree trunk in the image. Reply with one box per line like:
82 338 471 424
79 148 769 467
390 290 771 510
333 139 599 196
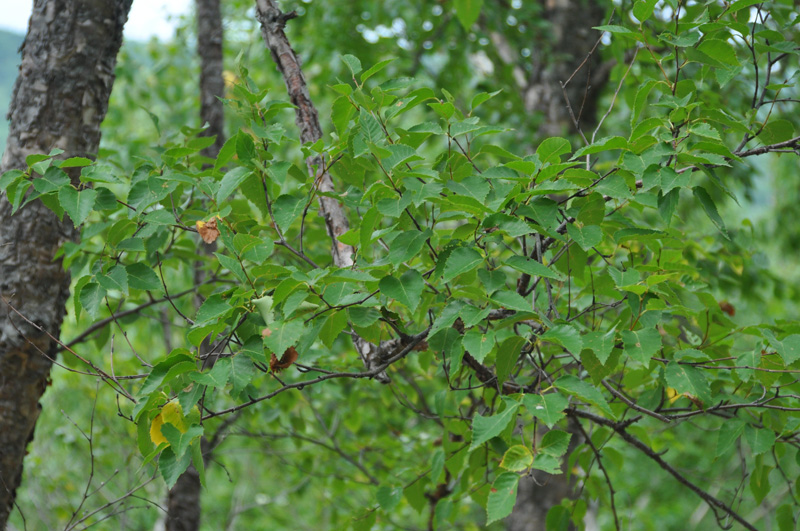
166 1 225 529
526 0 608 137
196 0 225 159
506 2 609 529
0 0 131 526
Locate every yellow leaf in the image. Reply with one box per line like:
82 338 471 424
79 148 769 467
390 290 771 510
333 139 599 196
149 402 188 446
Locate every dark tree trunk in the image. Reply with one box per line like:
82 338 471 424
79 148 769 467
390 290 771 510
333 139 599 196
506 2 609 529
489 0 609 137
166 1 225 529
0 0 132 526
196 0 226 159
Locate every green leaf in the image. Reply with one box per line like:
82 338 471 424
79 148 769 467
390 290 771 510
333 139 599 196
79 282 106 320
319 311 348 348
58 186 96 227
501 445 533 472
217 167 251 203
442 247 483 283
522 393 568 428
492 291 531 313
380 269 424 312
622 328 662 364
360 58 394 83
462 329 495 364
191 357 232 389
158 447 193 489
195 293 233 323
504 255 563 280
454 0 483 30
389 229 430 266
263 319 305 355
341 54 362 76
496 336 525 385
555 375 615 419
273 194 305 233
583 329 616 365
693 186 729 239
539 430 572 457
633 0 657 22
567 224 602 251
376 485 403 512
744 425 776 457
486 472 519 525
541 324 583 354
230 355 256 396
536 137 571 164
96 266 127 296
665 362 711 405
126 263 163 292
762 330 800 365
161 424 203 459
470 399 521 451
716 419 746 458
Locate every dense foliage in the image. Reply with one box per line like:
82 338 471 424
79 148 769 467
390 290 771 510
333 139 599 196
3 0 800 529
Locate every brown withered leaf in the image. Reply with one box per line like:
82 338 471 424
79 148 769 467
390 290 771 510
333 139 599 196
718 300 735 317
270 346 299 372
196 218 220 244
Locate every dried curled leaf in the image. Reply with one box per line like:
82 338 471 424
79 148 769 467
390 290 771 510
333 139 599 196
270 346 299 372
718 300 735 317
197 218 220 244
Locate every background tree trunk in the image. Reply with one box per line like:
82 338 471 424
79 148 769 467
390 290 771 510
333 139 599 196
166 0 225 529
506 1 609 529
0 0 132 525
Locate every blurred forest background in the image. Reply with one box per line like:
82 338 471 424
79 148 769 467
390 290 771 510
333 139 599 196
2 1 799 529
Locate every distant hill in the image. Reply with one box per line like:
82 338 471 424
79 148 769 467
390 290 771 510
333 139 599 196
0 29 25 155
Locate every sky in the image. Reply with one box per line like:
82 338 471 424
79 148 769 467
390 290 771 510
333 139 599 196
0 0 192 41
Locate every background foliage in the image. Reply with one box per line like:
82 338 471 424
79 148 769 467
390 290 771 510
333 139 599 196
2 0 800 529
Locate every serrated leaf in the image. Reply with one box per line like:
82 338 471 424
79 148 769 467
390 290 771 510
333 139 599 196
79 282 106 320
462 329 495 364
158 447 193 489
693 186 729 240
665 361 711 405
272 194 305 233
470 399 521 451
622 328 662 364
567 224 602 251
583 329 616 364
379 269 424 312
501 445 533 472
190 357 231 389
195 293 233 323
341 54 362 76
539 430 572 457
263 319 305 355
126 263 163 292
716 419 746 458
58 186 96 227
376 485 403 511
522 393 568 428
555 375 615 419
541 324 583 354
442 247 483 283
161 423 203 459
744 425 776 457
504 255 562 280
761 330 800 365
388 230 430 266
217 167 251 203
486 472 519 525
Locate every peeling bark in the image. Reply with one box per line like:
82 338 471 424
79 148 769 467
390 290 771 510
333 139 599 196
0 0 132 526
254 0 390 383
